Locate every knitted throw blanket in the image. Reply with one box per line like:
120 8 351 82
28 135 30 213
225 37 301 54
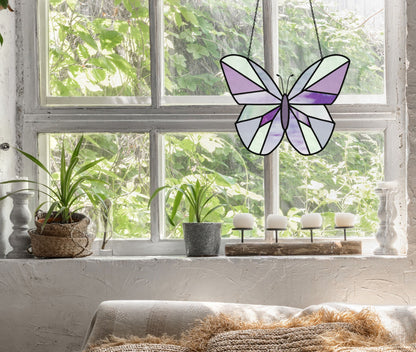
86 308 402 352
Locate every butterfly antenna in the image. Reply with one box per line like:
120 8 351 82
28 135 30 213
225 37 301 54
286 74 294 95
276 74 285 94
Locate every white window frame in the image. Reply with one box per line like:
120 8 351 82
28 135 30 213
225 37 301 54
17 0 406 255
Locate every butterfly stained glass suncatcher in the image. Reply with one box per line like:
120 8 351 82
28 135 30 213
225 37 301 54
220 54 350 155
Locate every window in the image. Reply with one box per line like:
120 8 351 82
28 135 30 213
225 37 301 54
20 0 405 255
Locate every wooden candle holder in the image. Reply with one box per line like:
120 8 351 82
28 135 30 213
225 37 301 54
225 240 362 256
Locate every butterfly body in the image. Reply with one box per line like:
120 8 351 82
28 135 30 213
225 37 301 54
280 94 290 130
220 54 350 156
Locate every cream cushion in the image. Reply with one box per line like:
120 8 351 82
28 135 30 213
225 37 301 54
82 301 416 351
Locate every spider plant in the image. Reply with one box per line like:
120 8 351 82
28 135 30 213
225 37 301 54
0 136 105 225
149 179 224 225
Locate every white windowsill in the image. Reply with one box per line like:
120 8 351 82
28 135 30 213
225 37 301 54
2 254 406 263
91 237 384 257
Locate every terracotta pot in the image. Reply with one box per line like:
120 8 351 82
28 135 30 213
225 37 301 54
35 212 90 238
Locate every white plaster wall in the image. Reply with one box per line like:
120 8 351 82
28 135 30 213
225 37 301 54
0 256 414 352
0 5 16 257
0 1 414 352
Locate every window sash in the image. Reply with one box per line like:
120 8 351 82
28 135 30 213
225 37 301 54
19 0 406 254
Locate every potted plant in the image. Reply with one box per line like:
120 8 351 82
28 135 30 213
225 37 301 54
149 179 224 257
0 136 106 258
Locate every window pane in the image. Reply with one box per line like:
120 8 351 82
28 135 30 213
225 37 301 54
48 0 150 98
279 132 384 238
164 0 264 96
278 0 384 97
46 133 150 239
164 133 264 238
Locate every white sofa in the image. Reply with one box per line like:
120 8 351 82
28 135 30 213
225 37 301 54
82 300 416 351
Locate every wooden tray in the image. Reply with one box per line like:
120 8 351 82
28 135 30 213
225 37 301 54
225 240 361 256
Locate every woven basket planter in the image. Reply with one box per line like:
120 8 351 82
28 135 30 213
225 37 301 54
30 212 93 258
29 229 94 258
35 212 90 237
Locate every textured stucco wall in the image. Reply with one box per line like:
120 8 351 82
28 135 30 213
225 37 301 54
0 5 16 256
0 1 414 352
0 256 413 352
407 0 416 253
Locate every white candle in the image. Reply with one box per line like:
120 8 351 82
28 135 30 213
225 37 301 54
233 213 254 229
301 213 322 228
12 177 29 192
266 214 287 229
335 213 355 227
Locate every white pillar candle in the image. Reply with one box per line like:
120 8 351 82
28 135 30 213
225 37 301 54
12 177 29 192
266 214 287 229
233 213 254 229
335 213 355 227
301 213 322 228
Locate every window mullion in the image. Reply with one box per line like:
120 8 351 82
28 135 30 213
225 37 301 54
149 0 164 108
263 0 279 241
149 0 165 241
150 130 164 242
37 0 48 107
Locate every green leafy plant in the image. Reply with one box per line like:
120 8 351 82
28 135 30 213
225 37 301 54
0 136 105 226
0 0 14 46
149 179 224 225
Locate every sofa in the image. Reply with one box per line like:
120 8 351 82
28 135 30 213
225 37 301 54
82 300 416 351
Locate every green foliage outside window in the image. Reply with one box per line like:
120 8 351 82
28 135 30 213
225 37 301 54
48 0 151 96
48 0 384 97
278 0 384 94
164 0 264 95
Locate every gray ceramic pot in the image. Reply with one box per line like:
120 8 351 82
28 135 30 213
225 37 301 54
182 222 221 257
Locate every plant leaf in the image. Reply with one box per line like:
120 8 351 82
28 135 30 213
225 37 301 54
147 185 169 208
16 148 52 177
40 201 59 231
169 189 183 222
74 157 105 176
201 204 224 222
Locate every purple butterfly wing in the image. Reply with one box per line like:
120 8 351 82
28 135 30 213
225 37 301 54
235 105 285 155
285 105 335 155
220 54 282 105
285 55 349 155
220 54 285 155
289 54 350 104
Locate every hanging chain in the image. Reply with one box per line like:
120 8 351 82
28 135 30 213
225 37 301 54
247 0 261 58
248 0 322 59
309 0 323 58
